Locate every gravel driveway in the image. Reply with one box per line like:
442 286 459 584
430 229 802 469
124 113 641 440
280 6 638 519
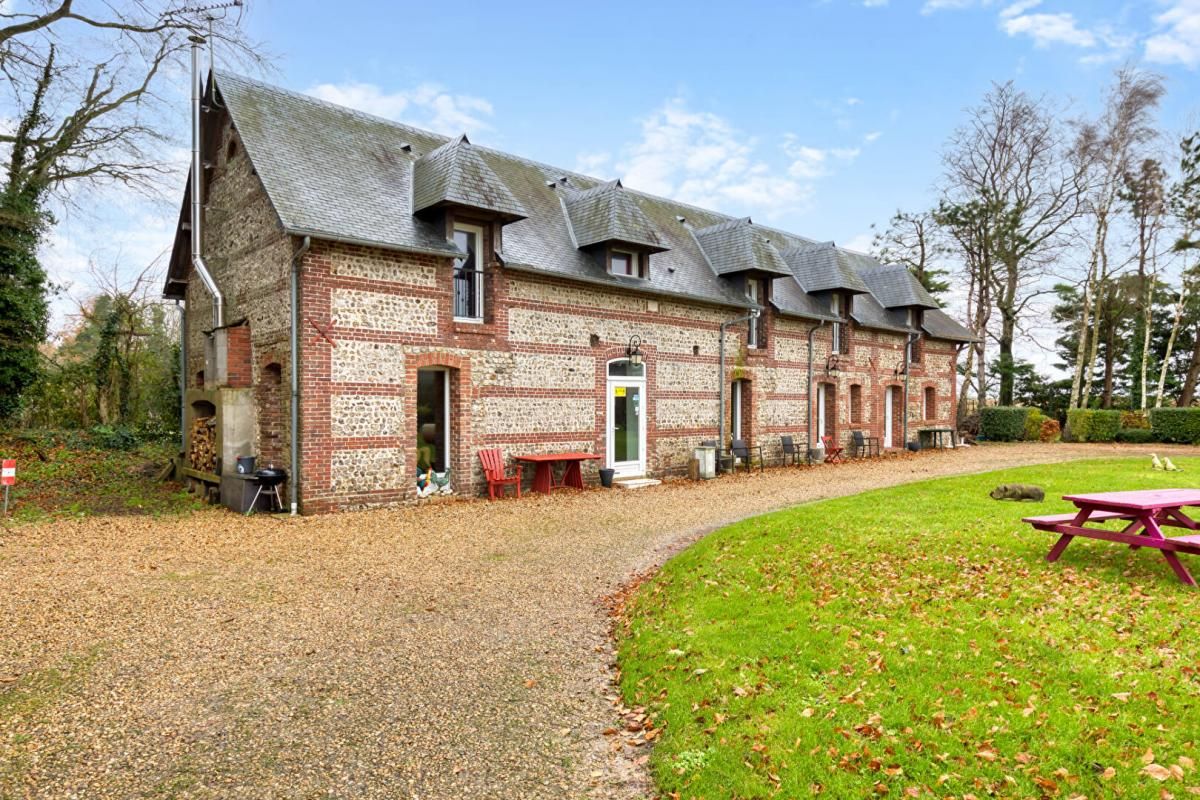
0 443 1190 799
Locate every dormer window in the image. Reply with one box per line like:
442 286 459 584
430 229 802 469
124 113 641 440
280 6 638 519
831 293 849 354
746 277 767 349
453 222 485 322
906 308 923 363
609 248 646 279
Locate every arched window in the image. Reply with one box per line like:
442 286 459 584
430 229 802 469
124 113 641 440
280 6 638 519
924 386 936 419
607 359 645 379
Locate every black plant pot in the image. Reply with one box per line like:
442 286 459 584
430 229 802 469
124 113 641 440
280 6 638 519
599 468 616 488
907 441 922 452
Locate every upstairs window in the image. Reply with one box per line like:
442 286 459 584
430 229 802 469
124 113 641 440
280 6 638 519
453 223 485 321
609 249 645 278
746 277 766 349
906 309 922 363
831 293 848 354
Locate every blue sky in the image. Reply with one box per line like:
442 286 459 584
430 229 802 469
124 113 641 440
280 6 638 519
42 0 1200 345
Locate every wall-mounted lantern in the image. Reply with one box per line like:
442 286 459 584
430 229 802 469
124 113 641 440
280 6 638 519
627 335 644 367
825 354 842 378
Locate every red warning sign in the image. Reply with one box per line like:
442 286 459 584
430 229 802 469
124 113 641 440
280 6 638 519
1 460 14 486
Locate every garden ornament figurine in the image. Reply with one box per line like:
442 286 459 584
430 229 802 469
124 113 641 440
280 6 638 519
989 484 1045 502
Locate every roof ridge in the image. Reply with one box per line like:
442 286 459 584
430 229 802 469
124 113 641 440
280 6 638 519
213 71 822 247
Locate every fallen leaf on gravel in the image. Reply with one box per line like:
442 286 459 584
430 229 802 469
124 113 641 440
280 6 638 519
523 679 538 688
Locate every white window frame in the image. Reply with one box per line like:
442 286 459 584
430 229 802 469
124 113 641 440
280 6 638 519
416 367 451 473
731 380 743 440
746 278 763 349
453 223 486 323
831 293 844 354
610 249 642 278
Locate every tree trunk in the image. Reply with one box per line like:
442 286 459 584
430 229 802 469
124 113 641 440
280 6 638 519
1070 259 1097 409
1102 322 1115 408
1157 285 1189 407
1180 328 1200 407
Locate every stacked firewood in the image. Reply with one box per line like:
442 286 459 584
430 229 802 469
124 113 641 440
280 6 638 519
189 417 217 473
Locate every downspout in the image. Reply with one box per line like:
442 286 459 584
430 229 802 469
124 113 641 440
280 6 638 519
806 319 826 457
188 35 223 328
718 309 760 456
289 235 311 516
903 330 920 447
177 300 186 455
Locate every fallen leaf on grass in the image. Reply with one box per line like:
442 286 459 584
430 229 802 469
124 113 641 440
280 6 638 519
1145 763 1173 781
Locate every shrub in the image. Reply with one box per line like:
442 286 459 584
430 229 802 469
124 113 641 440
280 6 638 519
1120 410 1151 430
1065 409 1121 442
979 406 1035 441
1039 418 1061 442
88 425 140 451
1023 409 1048 441
1150 408 1200 444
1115 427 1157 444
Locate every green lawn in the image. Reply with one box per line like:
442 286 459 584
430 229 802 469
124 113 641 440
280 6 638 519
617 458 1200 799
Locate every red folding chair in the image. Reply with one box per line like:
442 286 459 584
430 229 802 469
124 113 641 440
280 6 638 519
822 435 845 464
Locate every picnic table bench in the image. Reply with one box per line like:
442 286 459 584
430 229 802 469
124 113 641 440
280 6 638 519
1023 489 1200 586
512 452 600 494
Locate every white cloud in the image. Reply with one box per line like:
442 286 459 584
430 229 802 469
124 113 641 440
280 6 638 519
574 151 613 176
863 0 888 7
864 130 883 143
921 0 991 15
305 81 495 135
845 97 863 106
841 233 875 253
603 99 864 221
1145 0 1200 68
1001 11 1097 47
999 0 1042 18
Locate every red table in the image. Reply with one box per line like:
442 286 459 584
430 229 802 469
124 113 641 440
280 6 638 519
1024 489 1200 586
512 452 601 494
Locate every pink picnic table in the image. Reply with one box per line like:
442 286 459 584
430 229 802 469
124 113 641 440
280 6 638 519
1024 489 1200 586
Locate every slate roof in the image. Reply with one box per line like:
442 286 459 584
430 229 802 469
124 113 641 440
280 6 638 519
164 71 972 340
412 134 527 222
922 309 976 342
781 242 871 294
691 218 793 278
560 179 665 251
858 263 940 310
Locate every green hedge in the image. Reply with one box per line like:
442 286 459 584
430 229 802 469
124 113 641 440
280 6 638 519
980 406 1035 441
1066 409 1121 442
1023 409 1048 441
1115 427 1157 444
1150 408 1200 444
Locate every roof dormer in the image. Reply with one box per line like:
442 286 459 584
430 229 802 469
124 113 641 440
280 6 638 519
691 217 791 278
857 263 940 311
412 134 527 223
560 179 666 253
779 241 871 295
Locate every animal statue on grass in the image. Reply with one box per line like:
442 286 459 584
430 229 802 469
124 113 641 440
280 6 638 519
1152 454 1183 472
989 484 1046 502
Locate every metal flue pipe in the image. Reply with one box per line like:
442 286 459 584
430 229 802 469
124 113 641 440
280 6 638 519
717 309 760 455
189 35 223 327
289 236 311 516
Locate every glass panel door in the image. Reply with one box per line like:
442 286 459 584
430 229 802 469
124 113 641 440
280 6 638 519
612 384 641 464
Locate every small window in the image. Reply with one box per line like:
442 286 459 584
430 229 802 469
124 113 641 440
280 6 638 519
924 386 936 419
850 384 863 424
610 249 644 278
227 137 238 162
831 294 848 354
746 278 766 349
453 223 485 321
909 334 922 364
608 359 645 378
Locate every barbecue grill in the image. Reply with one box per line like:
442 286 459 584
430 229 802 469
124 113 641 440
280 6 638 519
248 466 287 514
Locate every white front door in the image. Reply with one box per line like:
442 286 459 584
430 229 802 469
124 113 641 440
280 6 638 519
606 359 647 477
884 387 895 448
731 381 743 441
816 383 827 441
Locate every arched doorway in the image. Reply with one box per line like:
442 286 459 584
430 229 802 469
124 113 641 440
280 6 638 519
606 358 646 477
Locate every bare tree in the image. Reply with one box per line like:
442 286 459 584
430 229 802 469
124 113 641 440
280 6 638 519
939 82 1088 406
871 209 951 299
1121 158 1169 409
1 1 265 202
1068 68 1165 409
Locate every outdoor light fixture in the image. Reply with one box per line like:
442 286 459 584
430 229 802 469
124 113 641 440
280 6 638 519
825 354 842 377
627 335 644 367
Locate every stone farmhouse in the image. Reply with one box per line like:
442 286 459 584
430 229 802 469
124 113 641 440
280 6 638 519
164 72 973 514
